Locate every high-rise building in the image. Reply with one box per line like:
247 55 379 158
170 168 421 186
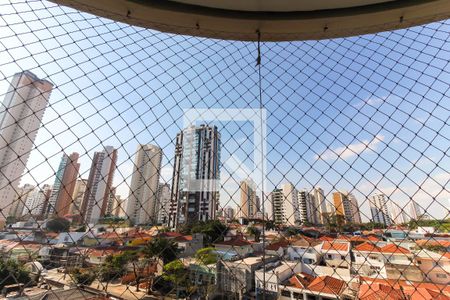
310 187 329 224
22 184 52 218
81 146 117 224
369 193 392 226
69 179 87 215
106 186 117 216
169 125 221 228
298 189 313 224
271 188 283 225
389 200 406 224
125 144 162 225
156 183 171 225
239 179 259 219
8 184 35 219
47 152 80 218
348 193 362 224
407 199 421 221
333 191 361 224
271 183 300 226
0 71 53 226
112 195 123 217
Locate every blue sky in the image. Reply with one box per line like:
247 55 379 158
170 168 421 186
0 0 449 221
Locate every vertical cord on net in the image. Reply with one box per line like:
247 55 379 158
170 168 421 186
256 29 266 300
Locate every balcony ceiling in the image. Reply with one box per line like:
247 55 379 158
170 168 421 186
52 0 450 41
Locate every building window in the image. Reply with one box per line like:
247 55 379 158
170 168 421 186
281 290 291 297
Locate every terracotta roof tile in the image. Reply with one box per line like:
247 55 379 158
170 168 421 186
322 241 349 252
353 242 381 252
266 239 290 251
359 283 406 300
380 244 410 254
307 276 345 295
288 273 315 289
215 237 252 247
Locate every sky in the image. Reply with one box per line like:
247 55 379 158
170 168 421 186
0 0 449 222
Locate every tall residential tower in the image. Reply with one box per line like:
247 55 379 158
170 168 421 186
125 144 162 225
47 152 80 218
81 146 117 224
239 179 259 219
169 125 221 228
369 193 392 226
0 71 52 226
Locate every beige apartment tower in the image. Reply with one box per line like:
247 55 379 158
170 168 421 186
0 71 53 227
239 179 259 219
81 146 117 224
125 144 162 225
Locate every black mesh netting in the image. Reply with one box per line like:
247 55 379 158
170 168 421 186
0 1 449 300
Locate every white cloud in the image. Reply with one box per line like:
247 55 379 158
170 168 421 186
315 134 384 161
353 95 387 108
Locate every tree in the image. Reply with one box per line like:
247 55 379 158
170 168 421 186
0 259 31 290
70 268 96 285
142 237 179 264
246 226 261 242
195 247 218 265
421 244 446 253
162 260 189 297
75 225 86 232
264 220 276 231
122 250 147 292
98 252 130 288
284 227 299 237
46 217 70 232
191 220 228 245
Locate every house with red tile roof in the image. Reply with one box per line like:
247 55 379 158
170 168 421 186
286 237 322 265
353 242 387 277
214 235 257 257
320 241 351 269
173 233 204 257
353 242 423 281
265 239 290 257
415 249 450 285
280 273 348 300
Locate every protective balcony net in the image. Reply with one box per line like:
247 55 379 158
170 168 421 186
0 1 449 300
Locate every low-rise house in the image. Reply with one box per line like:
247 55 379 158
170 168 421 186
266 239 290 257
359 277 450 300
189 262 216 297
54 232 97 246
216 256 278 299
286 237 322 265
381 244 423 282
353 242 422 281
214 235 256 258
0 240 42 262
174 233 203 257
255 261 301 299
320 241 351 269
280 273 348 300
416 239 450 252
415 249 450 285
353 242 386 277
